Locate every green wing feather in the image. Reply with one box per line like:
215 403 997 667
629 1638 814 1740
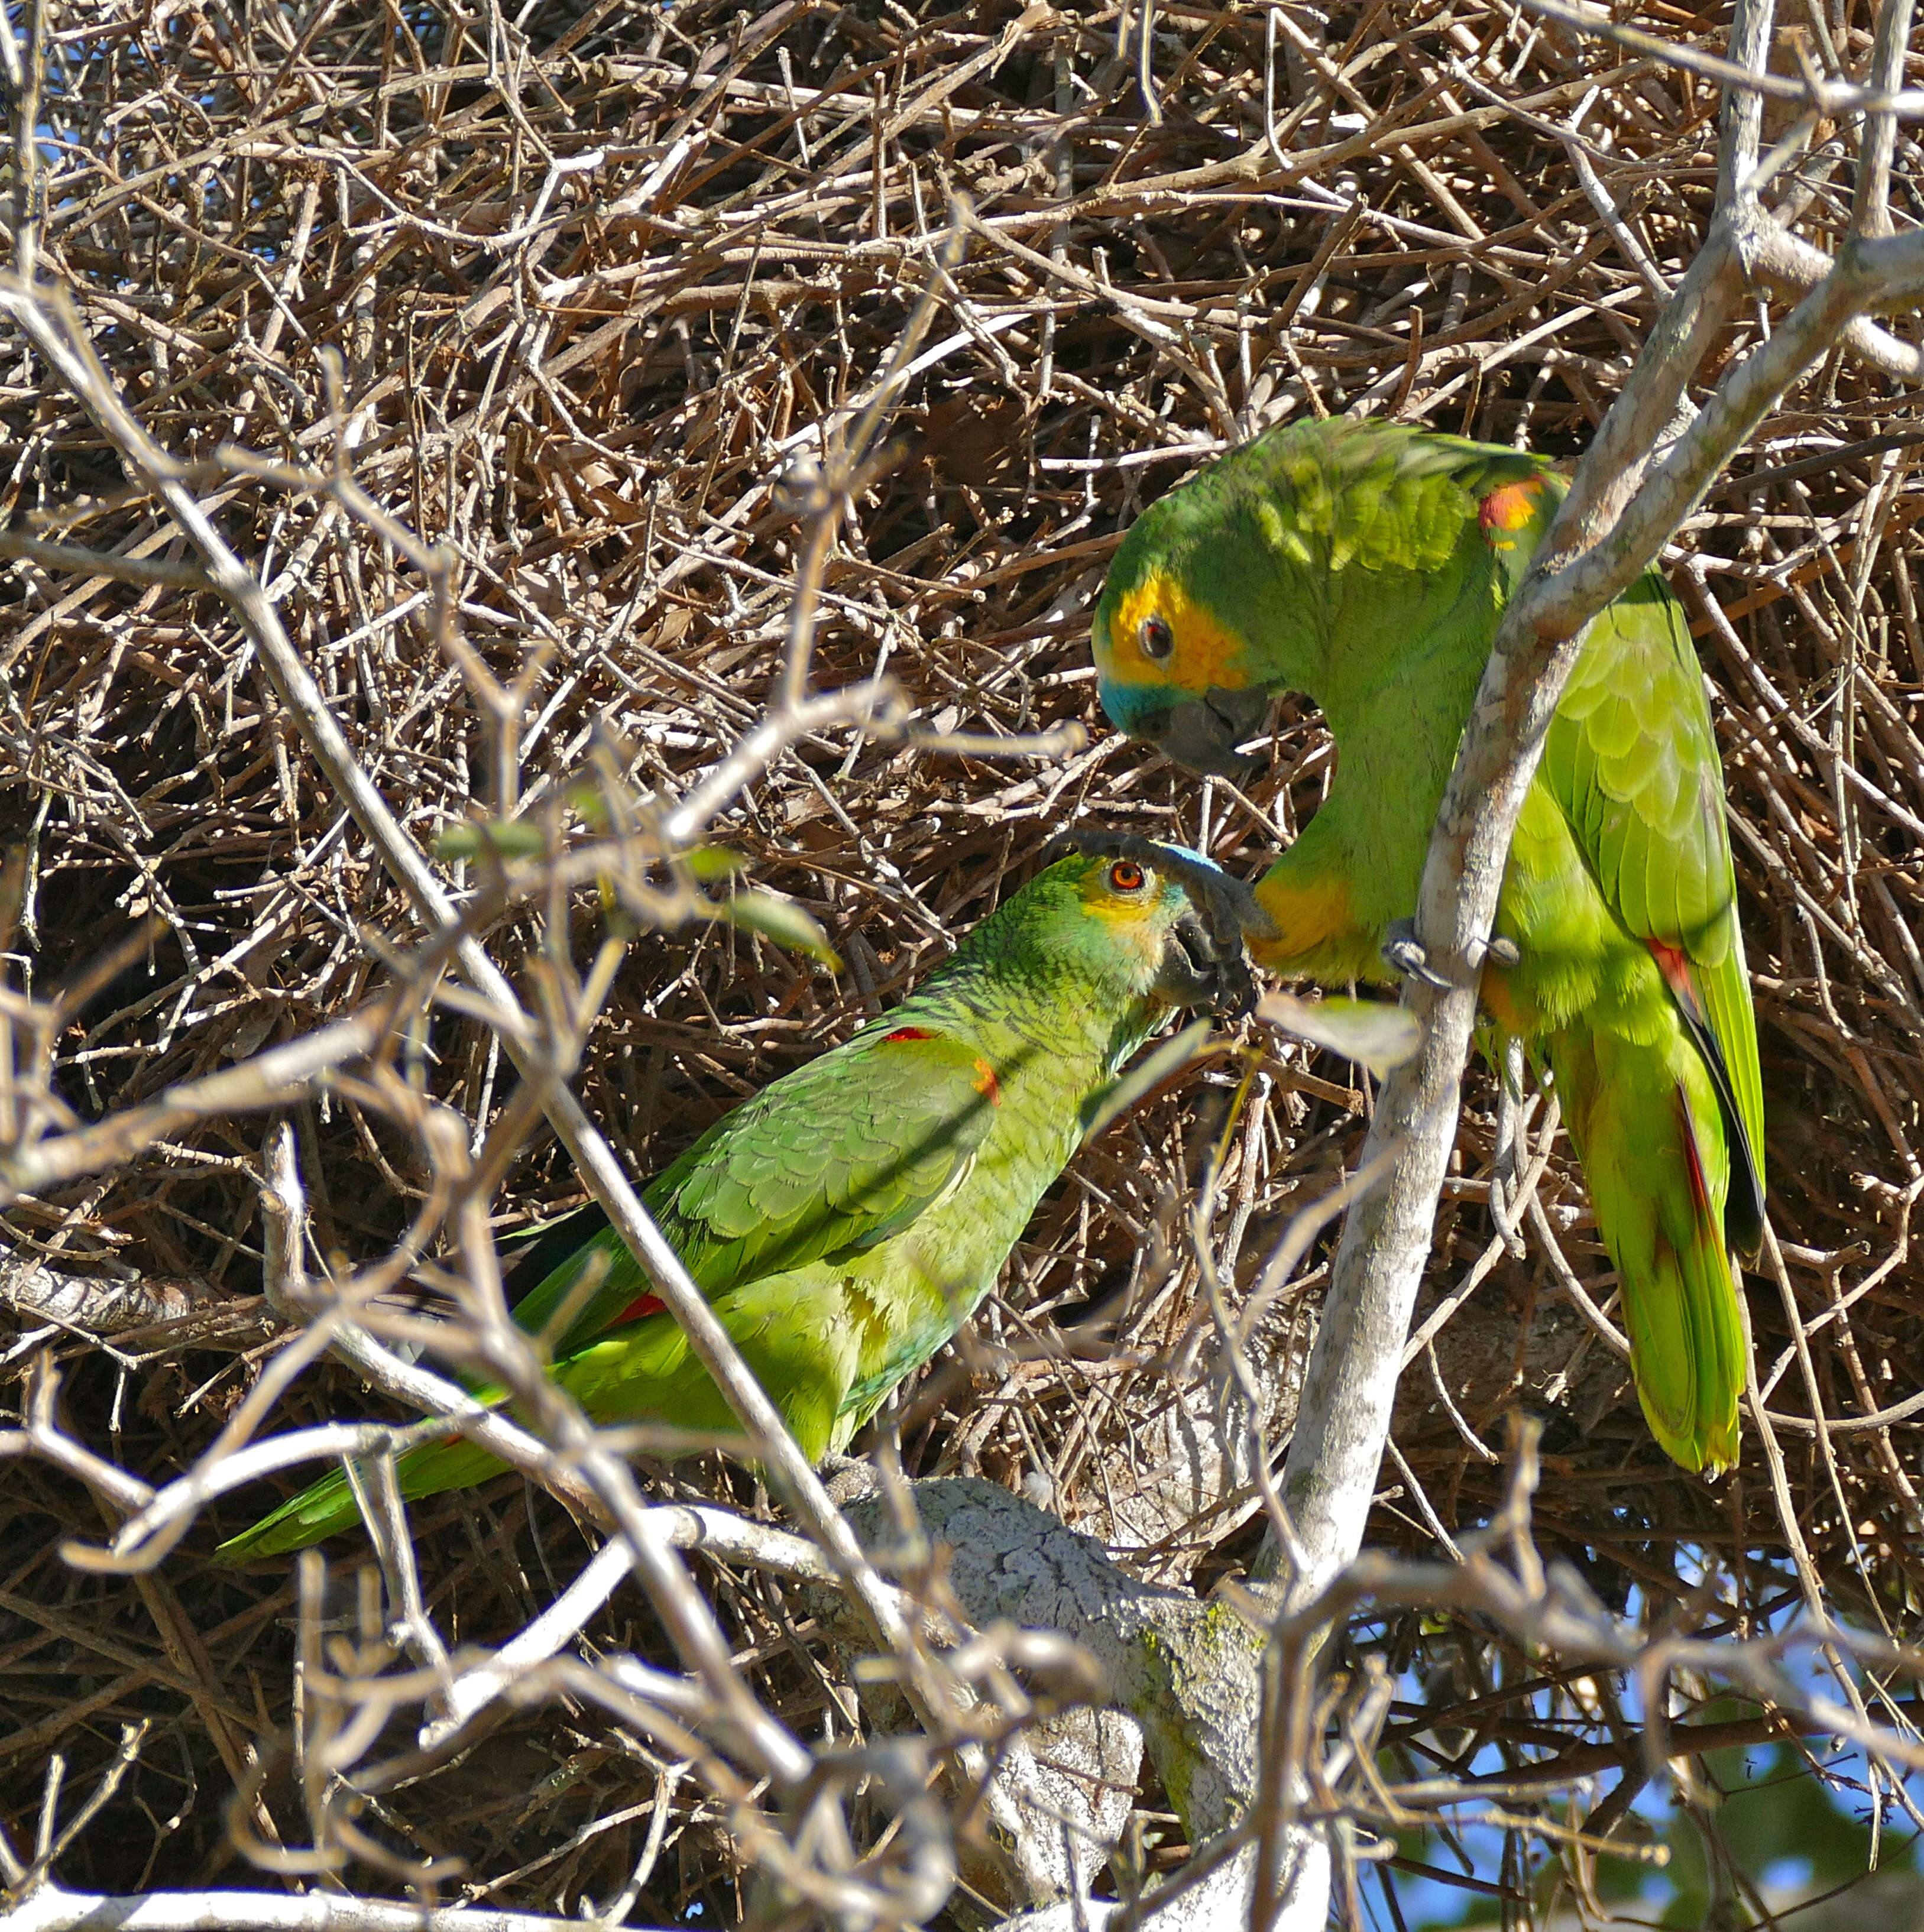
224 1027 1010 1558
1243 416 1543 571
1442 443 1763 1246
1537 562 1766 1240
511 1024 1002 1360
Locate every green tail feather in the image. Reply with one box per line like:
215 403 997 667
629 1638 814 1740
1550 1027 1745 1474
1621 1218 1745 1476
214 1435 506 1564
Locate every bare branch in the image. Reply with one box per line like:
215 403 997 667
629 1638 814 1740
7 1887 660 1932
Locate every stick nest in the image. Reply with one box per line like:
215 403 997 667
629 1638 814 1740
4 0 1923 1914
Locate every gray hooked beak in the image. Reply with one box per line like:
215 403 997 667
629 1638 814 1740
1157 902 1225 1008
1142 687 1271 782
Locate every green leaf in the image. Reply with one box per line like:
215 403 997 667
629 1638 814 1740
436 818 548 861
563 782 613 832
724 891 840 966
1258 992 1420 1077
1081 1019 1218 1140
685 845 747 881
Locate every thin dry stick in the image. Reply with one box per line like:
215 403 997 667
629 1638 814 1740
0 275 927 1703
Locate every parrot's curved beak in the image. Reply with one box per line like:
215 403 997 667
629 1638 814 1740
1137 686 1271 782
1158 900 1264 1017
1155 905 1222 1008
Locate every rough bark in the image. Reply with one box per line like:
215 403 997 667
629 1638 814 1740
812 1478 1271 1923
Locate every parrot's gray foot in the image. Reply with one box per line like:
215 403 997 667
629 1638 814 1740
1381 919 1452 990
1042 827 1268 1017
1381 922 1519 985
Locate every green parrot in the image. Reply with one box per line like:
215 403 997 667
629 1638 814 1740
216 849 1224 1561
1090 416 1764 1476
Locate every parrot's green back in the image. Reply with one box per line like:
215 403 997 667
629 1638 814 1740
1093 416 1763 1474
217 851 1211 1561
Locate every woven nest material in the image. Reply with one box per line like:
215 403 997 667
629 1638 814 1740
4 0 1923 1915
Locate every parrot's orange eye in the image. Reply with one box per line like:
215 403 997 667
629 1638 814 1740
1108 860 1146 893
1138 614 1174 661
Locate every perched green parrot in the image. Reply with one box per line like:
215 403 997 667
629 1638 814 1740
216 849 1224 1560
1090 416 1764 1475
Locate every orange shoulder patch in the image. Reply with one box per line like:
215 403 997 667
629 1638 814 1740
1477 964 1528 1033
1477 475 1549 550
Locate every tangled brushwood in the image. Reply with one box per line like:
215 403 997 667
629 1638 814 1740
4 0 1924 1925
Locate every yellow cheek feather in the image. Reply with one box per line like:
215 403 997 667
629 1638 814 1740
1075 870 1170 973
1107 568 1250 692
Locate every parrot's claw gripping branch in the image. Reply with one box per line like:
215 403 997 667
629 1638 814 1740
1042 827 1267 1017
1381 919 1521 990
1380 919 1453 990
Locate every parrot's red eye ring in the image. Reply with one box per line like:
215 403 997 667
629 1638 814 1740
1108 860 1146 893
1138 614 1174 661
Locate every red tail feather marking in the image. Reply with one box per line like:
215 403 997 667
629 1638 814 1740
612 1293 667 1327
1674 1086 1713 1221
884 1026 935 1043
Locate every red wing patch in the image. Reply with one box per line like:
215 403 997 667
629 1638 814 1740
1651 938 1766 1252
611 1293 667 1327
1648 939 1706 1024
1478 476 1546 546
973 1057 1002 1106
884 1026 936 1043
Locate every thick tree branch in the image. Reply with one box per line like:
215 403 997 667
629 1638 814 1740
816 1479 1270 1925
0 1249 264 1347
5 1886 664 1932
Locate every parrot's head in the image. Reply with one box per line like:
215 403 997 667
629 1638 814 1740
1092 481 1274 783
991 849 1232 1015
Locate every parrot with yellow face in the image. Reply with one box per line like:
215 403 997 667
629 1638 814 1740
217 848 1227 1560
1090 416 1764 1475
